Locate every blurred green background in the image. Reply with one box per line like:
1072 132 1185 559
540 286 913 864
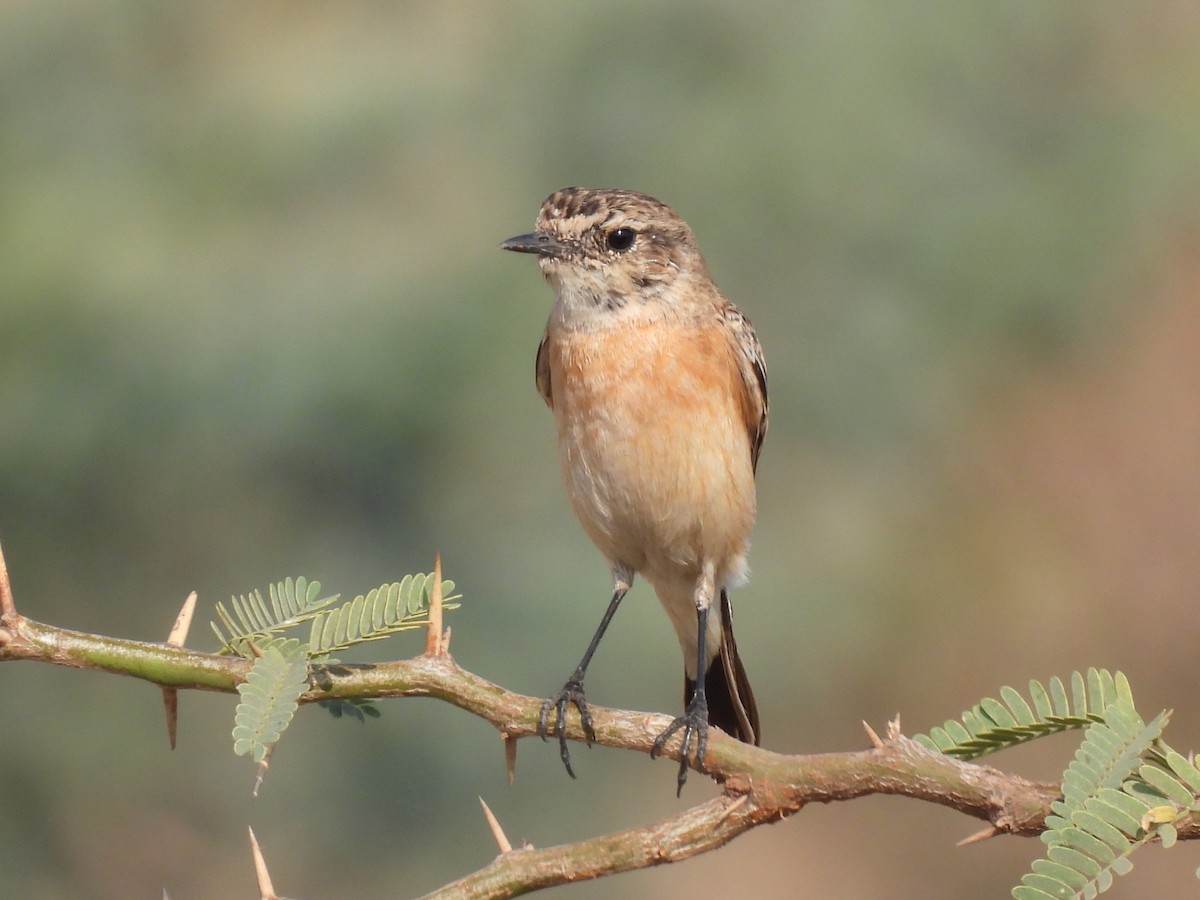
4 3 1200 897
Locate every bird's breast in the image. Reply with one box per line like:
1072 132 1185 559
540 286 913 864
544 317 756 581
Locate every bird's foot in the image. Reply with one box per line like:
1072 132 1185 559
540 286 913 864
538 674 595 778
650 692 710 796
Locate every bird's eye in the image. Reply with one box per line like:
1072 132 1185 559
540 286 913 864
606 228 636 252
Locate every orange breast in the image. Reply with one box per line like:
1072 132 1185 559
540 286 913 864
545 318 757 583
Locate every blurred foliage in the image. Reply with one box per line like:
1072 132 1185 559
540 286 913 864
4 2 1200 898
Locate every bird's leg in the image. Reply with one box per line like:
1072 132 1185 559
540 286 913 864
650 604 711 796
539 576 629 778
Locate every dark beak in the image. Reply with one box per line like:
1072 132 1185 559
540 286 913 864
499 231 572 259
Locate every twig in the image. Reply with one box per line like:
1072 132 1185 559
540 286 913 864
0 613 1072 837
422 794 755 899
6 609 1200 895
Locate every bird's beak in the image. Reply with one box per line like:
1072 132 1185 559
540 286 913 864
499 231 572 259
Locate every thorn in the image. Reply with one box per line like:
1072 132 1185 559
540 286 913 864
162 688 179 750
479 796 513 853
245 639 265 659
0 540 15 618
248 827 279 899
862 720 884 749
886 714 903 741
504 733 518 785
162 591 198 750
425 553 445 656
167 591 198 647
957 825 1000 846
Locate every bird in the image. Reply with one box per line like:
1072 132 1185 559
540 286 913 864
500 187 767 793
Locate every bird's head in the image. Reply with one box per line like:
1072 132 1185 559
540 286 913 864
501 187 709 311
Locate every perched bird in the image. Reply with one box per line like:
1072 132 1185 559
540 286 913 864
501 187 767 792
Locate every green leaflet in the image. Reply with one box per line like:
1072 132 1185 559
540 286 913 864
911 669 1199 898
912 669 1125 760
233 640 310 764
1020 703 1190 898
212 574 461 659
307 574 461 656
318 697 383 721
909 671 1200 896
212 577 339 656
215 572 463 792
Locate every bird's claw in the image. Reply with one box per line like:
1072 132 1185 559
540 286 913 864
538 675 595 778
650 693 710 796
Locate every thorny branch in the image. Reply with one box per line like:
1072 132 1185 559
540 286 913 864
0 541 1195 899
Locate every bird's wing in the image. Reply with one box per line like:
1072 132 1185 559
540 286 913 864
722 305 768 473
535 330 553 408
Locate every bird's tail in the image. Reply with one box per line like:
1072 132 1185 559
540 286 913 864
685 589 760 745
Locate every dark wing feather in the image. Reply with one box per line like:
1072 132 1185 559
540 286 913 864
534 331 553 408
720 305 768 473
